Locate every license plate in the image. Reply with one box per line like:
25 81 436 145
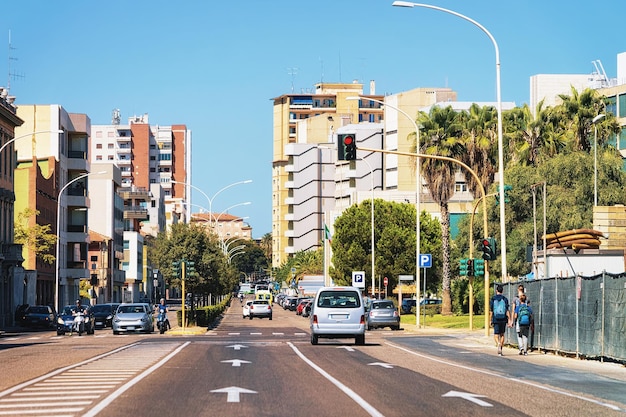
96 321 104 326
330 314 348 320
126 326 135 331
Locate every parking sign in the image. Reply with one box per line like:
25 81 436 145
419 254 432 268
352 271 365 288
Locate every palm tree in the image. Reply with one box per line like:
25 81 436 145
459 103 498 196
504 101 551 166
555 86 606 152
414 106 465 315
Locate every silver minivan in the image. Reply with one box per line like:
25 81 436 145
310 286 365 345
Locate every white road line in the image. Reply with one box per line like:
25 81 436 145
288 342 384 417
386 341 622 412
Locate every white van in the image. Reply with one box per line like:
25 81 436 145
309 286 365 345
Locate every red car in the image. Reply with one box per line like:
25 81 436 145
296 298 311 315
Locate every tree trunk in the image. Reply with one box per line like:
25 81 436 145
440 202 452 315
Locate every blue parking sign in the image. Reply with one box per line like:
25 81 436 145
419 254 432 268
352 271 365 288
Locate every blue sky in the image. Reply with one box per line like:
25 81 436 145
5 1 626 239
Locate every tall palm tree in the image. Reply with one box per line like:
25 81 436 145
504 101 551 166
459 103 498 196
413 106 465 315
555 86 605 152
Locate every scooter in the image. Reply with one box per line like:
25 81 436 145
156 308 170 334
72 311 85 336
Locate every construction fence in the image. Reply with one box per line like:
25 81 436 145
500 271 626 363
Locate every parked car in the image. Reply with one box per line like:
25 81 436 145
56 305 95 335
22 305 56 329
242 300 254 319
301 300 313 318
296 298 311 315
283 296 298 311
421 298 442 306
310 286 365 345
91 303 120 329
365 300 400 330
401 299 417 314
112 303 154 334
249 300 272 320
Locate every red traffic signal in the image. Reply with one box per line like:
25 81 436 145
343 135 354 146
337 133 357 161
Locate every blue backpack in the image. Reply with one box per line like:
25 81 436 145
518 304 531 326
493 296 507 321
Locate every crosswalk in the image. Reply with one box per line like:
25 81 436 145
0 342 185 417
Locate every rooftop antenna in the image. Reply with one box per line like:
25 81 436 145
7 30 24 93
112 108 121 125
287 67 298 93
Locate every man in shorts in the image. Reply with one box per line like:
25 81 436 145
490 284 511 356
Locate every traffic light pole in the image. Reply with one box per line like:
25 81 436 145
358 146 491 335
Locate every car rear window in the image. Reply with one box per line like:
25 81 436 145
373 301 394 309
254 300 269 305
317 291 361 308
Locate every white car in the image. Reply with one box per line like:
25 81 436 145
242 300 253 319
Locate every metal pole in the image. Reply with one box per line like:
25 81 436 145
359 157 375 300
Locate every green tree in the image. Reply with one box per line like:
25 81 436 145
229 239 270 280
14 208 57 264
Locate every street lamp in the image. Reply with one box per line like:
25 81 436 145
393 1 505 333
593 113 605 207
171 179 252 227
358 156 376 299
0 129 63 157
55 171 106 313
347 95 423 323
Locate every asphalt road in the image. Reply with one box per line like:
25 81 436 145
0 300 624 417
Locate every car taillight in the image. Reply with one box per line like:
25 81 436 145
393 311 399 317
268 306 271 310
313 314 318 324
360 315 365 324
250 305 254 310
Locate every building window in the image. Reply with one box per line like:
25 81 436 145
159 153 171 161
96 131 102 138
455 182 467 193
96 155 102 161
108 131 114 137
108 155 114 160
619 94 626 118
96 143 102 149
108 143 114 149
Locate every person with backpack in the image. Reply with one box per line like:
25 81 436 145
512 284 531 352
513 294 533 355
489 284 511 356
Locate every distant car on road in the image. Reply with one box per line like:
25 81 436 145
112 303 154 334
56 305 95 336
249 300 272 320
91 303 120 329
365 300 400 330
401 299 416 314
242 300 254 319
22 305 56 329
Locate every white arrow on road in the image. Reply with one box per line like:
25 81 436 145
442 391 493 407
337 346 355 352
211 386 257 403
221 359 251 367
226 344 248 351
368 362 394 369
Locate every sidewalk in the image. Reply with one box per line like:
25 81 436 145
164 306 206 335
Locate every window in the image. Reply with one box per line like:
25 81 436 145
455 182 467 193
108 155 114 160
96 143 102 149
158 153 171 161
96 131 102 138
90 255 98 261
96 155 102 161
108 143 114 149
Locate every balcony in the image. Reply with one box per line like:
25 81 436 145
119 187 151 201
123 206 149 220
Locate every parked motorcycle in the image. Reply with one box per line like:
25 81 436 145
156 308 170 334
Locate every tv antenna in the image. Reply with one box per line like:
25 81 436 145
287 67 298 93
7 30 25 93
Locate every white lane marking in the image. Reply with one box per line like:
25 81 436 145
288 342 384 417
210 386 257 403
386 341 622 412
442 390 492 407
368 362 394 369
226 344 247 351
82 342 190 417
221 359 251 367
337 346 355 352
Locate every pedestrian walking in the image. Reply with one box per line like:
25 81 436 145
512 284 530 351
490 284 511 356
513 294 533 355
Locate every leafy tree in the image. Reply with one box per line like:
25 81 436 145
229 239 270 280
330 200 442 294
149 223 236 298
259 232 272 264
14 208 57 264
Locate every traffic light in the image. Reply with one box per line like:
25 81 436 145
495 184 512 205
171 260 181 276
474 259 485 276
338 133 357 161
467 258 474 277
480 237 497 261
459 258 468 276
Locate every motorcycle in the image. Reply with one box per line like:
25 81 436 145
72 311 86 336
156 308 170 334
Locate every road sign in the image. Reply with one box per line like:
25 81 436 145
419 254 432 268
399 275 414 281
383 277 388 286
352 271 365 288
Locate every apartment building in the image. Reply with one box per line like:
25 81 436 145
15 105 94 312
0 87 25 328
